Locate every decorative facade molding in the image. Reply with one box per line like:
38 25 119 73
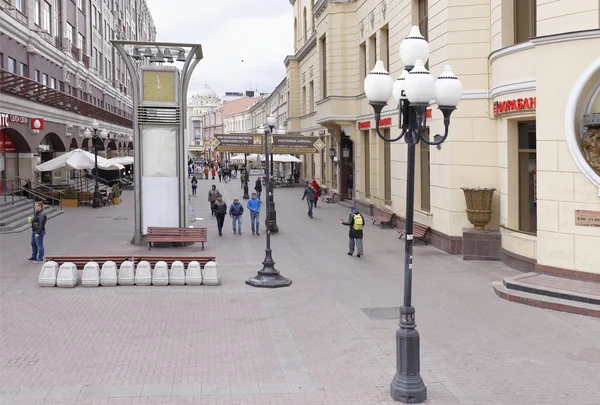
380 1 387 20
295 31 317 62
360 20 365 37
369 11 375 29
489 80 536 98
314 0 327 19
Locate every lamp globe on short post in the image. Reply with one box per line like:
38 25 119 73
364 25 462 404
246 114 291 289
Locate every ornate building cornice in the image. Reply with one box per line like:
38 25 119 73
314 0 327 18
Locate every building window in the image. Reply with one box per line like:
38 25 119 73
93 6 97 27
77 0 83 11
383 129 391 203
417 0 428 39
34 0 41 25
66 23 74 43
53 0 59 38
359 42 367 80
420 128 431 212
368 34 376 72
77 33 84 51
93 47 98 70
43 1 51 33
518 121 537 233
515 0 536 43
380 26 389 69
50 77 56 88
15 0 24 14
42 73 48 86
309 81 314 113
302 86 306 115
7 58 16 74
19 63 28 77
363 131 370 197
320 35 327 98
34 69 40 81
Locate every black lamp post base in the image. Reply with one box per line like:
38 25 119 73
243 183 250 199
390 311 427 404
92 191 102 208
267 209 279 233
246 255 291 288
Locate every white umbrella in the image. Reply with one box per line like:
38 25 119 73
108 156 134 166
35 149 124 171
272 154 301 163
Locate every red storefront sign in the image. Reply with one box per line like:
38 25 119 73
0 113 29 126
358 120 371 129
0 131 17 153
31 118 44 130
493 97 536 117
358 117 392 129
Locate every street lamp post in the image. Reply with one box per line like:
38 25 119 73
364 26 462 404
243 153 249 199
84 119 108 208
246 114 291 289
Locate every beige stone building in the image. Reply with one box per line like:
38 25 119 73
285 0 600 278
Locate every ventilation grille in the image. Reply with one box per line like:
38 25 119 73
138 106 180 124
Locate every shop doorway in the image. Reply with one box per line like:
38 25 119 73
0 129 19 193
38 133 66 184
339 135 354 200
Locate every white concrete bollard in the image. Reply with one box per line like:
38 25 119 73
134 260 152 286
152 261 169 286
202 261 221 286
81 262 100 287
118 261 135 286
56 262 80 288
185 260 203 286
38 261 59 287
100 261 118 286
169 261 186 285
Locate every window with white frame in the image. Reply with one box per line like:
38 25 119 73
77 0 83 11
42 73 48 86
15 0 24 14
66 23 74 43
7 58 16 74
43 1 51 33
34 0 41 25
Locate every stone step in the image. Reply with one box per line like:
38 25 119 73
0 198 31 214
493 278 600 318
0 203 37 225
0 206 63 234
503 272 600 306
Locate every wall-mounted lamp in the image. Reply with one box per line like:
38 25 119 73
329 147 336 159
342 145 350 158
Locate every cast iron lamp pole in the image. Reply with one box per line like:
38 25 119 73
364 25 463 404
246 114 291 288
243 153 249 199
84 120 108 208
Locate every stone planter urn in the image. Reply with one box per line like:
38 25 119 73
461 187 496 230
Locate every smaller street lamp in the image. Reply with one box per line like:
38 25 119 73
364 25 462 404
329 147 336 160
84 119 108 208
246 114 290 288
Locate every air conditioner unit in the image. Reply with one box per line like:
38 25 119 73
62 38 71 52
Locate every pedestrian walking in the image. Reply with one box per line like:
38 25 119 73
208 184 219 216
218 168 223 182
27 201 47 263
240 170 246 189
203 166 209 180
213 194 227 236
247 192 261 236
191 175 198 196
188 165 192 178
341 207 364 257
301 181 316 218
255 176 263 201
311 179 321 207
229 198 244 235
347 174 353 200
211 167 216 180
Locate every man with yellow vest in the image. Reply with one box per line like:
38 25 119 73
341 207 364 257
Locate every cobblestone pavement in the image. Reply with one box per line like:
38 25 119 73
1 176 600 404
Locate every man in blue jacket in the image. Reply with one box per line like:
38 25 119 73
247 192 261 236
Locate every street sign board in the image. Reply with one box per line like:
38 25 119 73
209 134 263 153
272 136 325 154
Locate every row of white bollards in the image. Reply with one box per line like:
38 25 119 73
38 260 221 288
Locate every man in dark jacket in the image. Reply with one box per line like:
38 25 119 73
255 177 263 201
301 181 316 218
212 194 228 236
341 207 364 257
28 201 47 263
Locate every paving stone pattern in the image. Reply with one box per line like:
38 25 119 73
1 177 600 404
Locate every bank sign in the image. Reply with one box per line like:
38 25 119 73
0 113 29 126
493 97 537 117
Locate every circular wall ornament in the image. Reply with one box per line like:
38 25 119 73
565 57 600 197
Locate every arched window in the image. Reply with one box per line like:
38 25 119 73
303 7 307 40
294 18 298 48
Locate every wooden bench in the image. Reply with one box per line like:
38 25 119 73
397 222 430 245
322 189 337 203
146 227 207 250
45 255 216 268
78 192 92 206
372 209 395 228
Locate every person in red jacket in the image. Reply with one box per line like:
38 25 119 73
311 179 321 208
211 167 216 180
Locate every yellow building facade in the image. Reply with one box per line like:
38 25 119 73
285 0 600 278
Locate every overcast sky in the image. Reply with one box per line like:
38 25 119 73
145 0 294 98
